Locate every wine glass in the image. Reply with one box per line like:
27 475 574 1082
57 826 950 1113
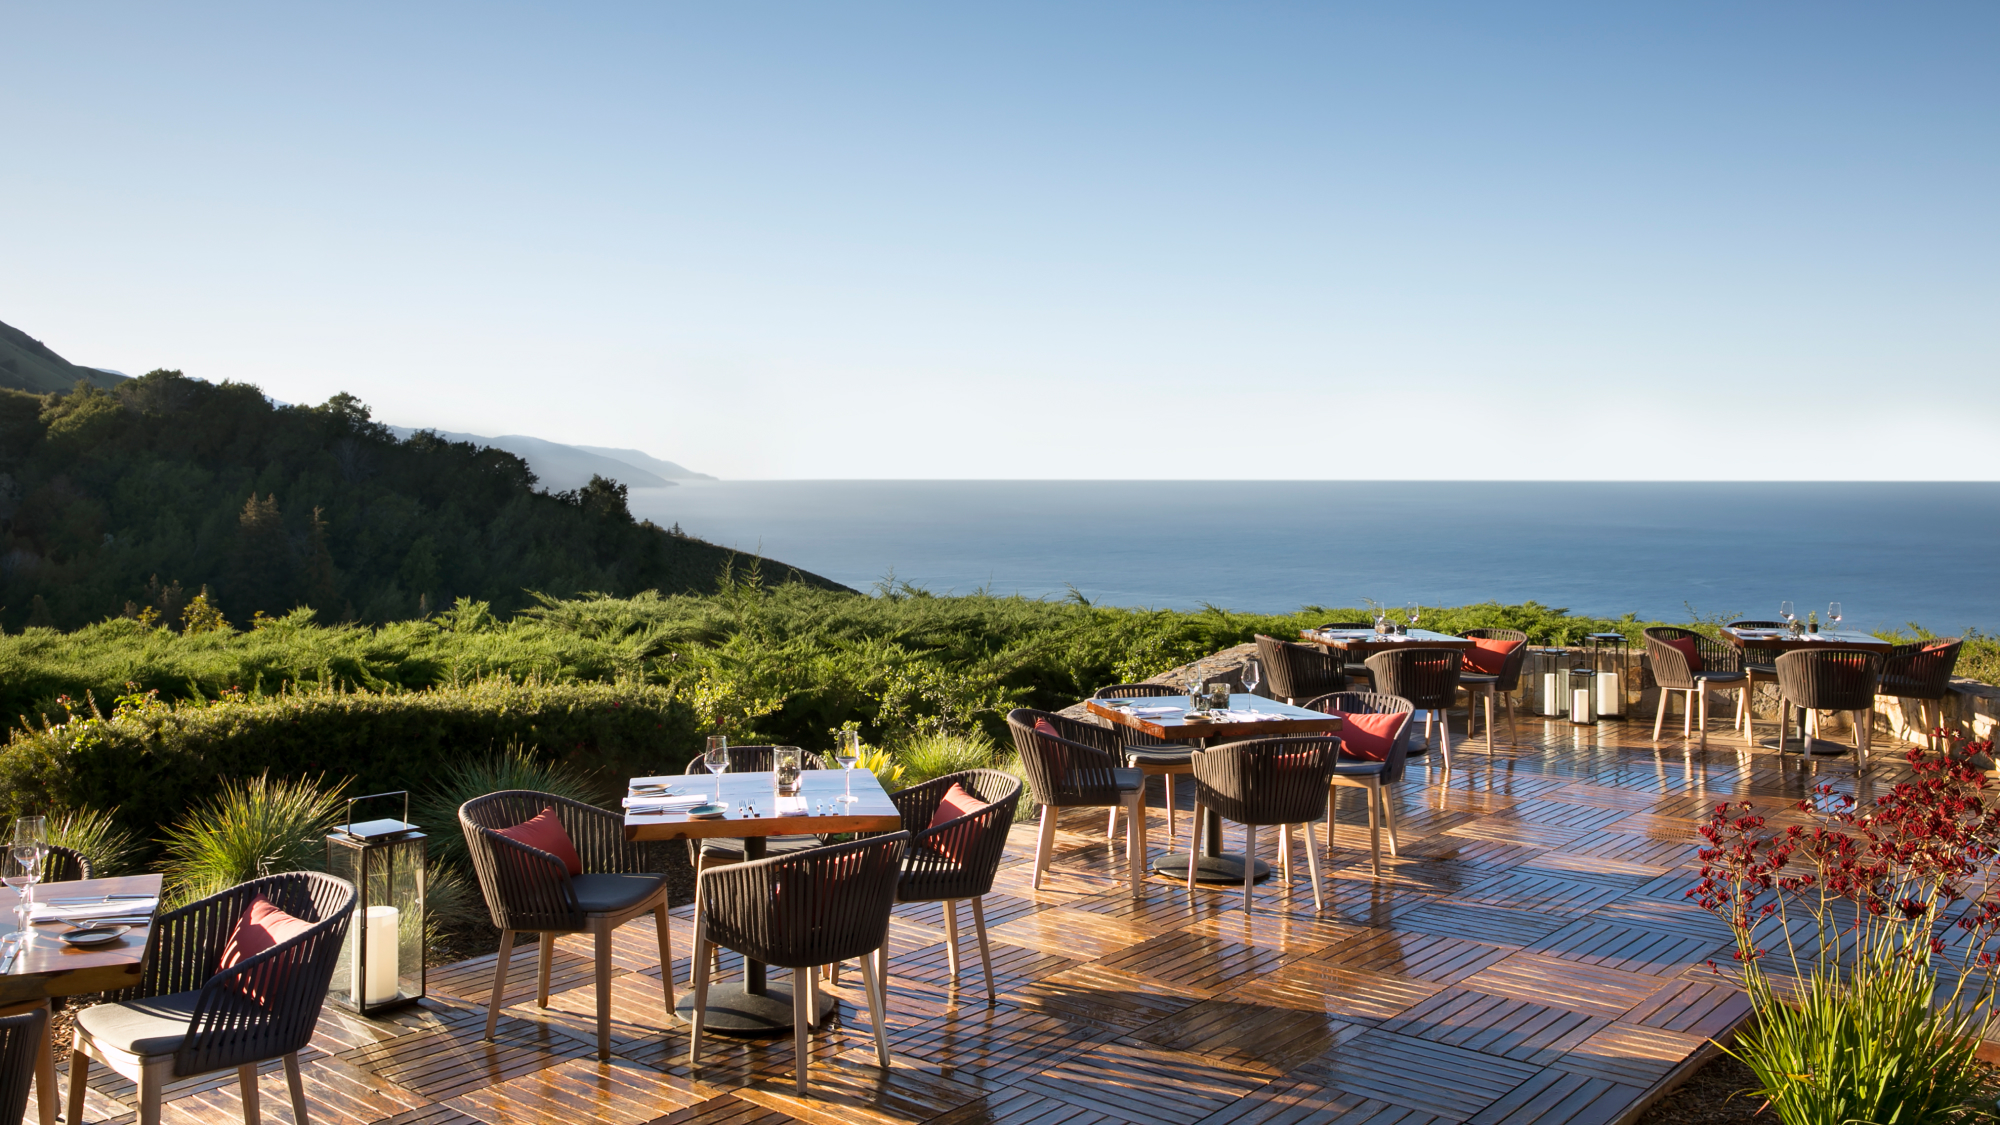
1241 657 1262 697
1780 601 1795 625
11 817 44 933
1407 602 1420 630
1828 602 1842 631
2 851 27 937
834 730 861 805
703 735 729 775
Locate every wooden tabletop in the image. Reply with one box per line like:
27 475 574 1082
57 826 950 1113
0 873 159 1005
1086 695 1344 742
1299 628 1477 652
1720 627 1895 654
623 769 904 841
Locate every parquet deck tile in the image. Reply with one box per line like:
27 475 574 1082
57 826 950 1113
180 717 1872 1125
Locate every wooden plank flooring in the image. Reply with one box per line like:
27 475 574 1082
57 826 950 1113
71 715 1907 1125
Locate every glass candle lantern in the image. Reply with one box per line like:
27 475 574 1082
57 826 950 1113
773 746 803 794
325 792 426 1016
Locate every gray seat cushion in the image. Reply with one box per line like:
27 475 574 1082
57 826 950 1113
571 872 667 914
1459 673 1499 686
1126 748 1193 766
77 990 201 1057
1332 759 1386 778
1113 767 1144 792
698 835 823 863
1695 671 1747 684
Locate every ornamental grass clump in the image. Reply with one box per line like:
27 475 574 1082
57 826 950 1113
1691 733 2000 1125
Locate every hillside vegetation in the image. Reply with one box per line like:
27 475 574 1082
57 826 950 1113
0 318 125 395
0 369 845 632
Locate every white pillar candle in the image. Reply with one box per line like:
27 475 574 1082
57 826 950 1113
357 905 400 1005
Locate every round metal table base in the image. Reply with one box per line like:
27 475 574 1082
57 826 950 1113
1154 852 1273 885
674 981 837 1036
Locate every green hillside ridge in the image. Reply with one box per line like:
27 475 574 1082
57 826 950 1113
0 368 848 633
0 319 127 395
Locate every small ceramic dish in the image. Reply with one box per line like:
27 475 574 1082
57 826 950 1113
60 926 129 947
685 804 728 819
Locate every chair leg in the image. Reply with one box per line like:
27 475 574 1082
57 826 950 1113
537 932 554 1007
1683 689 1694 739
1366 780 1382 878
239 1064 261 1125
1301 822 1325 913
1506 693 1519 746
284 1052 309 1125
1698 687 1709 749
1278 828 1291 884
941 899 961 986
793 967 811 1095
1241 824 1257 914
1106 805 1118 841
858 943 892 1069
1125 788 1145 899
1187 808 1202 897
1438 713 1454 773
1164 773 1177 848
594 927 614 1061
1653 689 1669 740
1382 787 1401 856
653 903 676 1011
687 919 712 1067
1484 691 1496 753
64 1041 87 1125
137 1065 162 1125
1032 805 1058 891
970 896 996 1004
484 929 514 1040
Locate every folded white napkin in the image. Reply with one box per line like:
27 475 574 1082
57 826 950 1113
1125 705 1184 716
774 795 809 815
628 775 676 788
1209 709 1286 722
622 794 708 811
28 898 159 922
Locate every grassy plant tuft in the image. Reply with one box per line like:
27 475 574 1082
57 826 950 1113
159 771 349 905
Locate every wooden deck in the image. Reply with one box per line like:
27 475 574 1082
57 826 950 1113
74 715 1903 1125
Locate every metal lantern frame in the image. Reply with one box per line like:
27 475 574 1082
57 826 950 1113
325 791 427 1017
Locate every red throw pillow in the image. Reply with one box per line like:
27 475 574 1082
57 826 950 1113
1333 711 1402 762
1463 638 1522 676
218 894 315 1005
927 782 991 863
1923 640 1955 653
494 807 583 876
1031 718 1069 775
1662 636 1704 674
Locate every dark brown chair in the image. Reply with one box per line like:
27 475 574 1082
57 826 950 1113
1877 638 1962 749
1777 648 1885 767
1302 691 1416 876
688 832 909 1094
1727 620 1788 743
1255 635 1345 704
882 769 1022 1002
683 746 830 868
67 872 354 1125
1317 623 1377 685
1094 683 1194 850
1363 648 1465 773
40 845 91 884
1643 628 1747 747
1459 628 1529 749
1187 738 1339 912
1006 709 1145 898
461 791 673 1060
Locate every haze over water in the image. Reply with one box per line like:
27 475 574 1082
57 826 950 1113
630 481 2000 634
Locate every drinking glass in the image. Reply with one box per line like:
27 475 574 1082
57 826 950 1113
704 735 729 775
2 853 26 936
1407 602 1420 629
1828 602 1842 631
11 817 44 926
1780 601 1795 625
1241 658 1262 697
1374 607 1389 634
834 730 861 805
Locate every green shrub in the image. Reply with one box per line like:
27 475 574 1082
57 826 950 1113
159 772 348 905
896 729 1000 788
48 807 141 877
411 745 600 873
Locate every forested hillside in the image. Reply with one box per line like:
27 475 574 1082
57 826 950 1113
0 319 126 395
0 370 845 631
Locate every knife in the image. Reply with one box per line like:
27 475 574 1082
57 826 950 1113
48 895 154 905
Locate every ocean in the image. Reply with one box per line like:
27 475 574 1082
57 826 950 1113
626 481 2000 634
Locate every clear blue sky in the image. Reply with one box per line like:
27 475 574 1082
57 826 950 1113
4 3 1994 479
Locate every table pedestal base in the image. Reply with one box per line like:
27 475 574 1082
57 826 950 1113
675 980 837 1036
1154 852 1272 885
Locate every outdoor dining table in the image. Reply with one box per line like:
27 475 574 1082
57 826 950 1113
624 768 901 1035
1721 626 1895 751
1299 626 1477 657
1084 695 1342 885
0 873 162 1125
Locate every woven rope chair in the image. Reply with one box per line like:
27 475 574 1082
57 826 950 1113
461 790 673 1060
1187 738 1339 913
0 1010 43 1125
1643 628 1746 748
1094 683 1194 851
688 832 910 1095
1317 623 1377 685
683 746 831 868
1878 638 1962 749
879 768 1022 1002
1302 692 1416 877
1459 628 1529 749
1727 621 1788 743
1777 649 1885 767
1006 709 1145 899
41 845 91 884
1255 635 1345 704
69 872 354 1125
1363 647 1464 775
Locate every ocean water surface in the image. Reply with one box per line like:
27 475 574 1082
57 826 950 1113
626 482 2000 633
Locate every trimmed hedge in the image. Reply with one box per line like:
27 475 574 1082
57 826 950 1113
0 678 701 849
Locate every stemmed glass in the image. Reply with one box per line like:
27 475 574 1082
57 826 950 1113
1780 601 1795 629
1828 603 1842 632
1407 602 1420 631
703 735 729 777
1241 658 1262 697
11 818 44 937
834 730 861 805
